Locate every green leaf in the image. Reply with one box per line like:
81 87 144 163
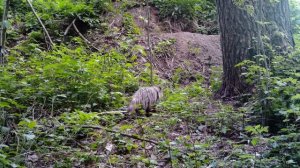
1 127 10 133
0 144 9 149
23 134 36 140
0 102 10 108
18 119 37 129
120 124 133 131
291 94 300 101
10 163 18 168
251 137 259 146
27 121 37 129
287 159 296 164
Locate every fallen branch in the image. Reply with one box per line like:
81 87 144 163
80 125 159 145
146 0 154 85
71 19 101 52
109 19 115 28
98 111 127 115
63 18 76 42
26 0 54 47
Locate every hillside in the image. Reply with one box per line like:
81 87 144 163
87 6 222 83
1 0 300 167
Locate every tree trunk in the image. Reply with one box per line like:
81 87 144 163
0 0 10 64
263 0 295 53
216 0 294 97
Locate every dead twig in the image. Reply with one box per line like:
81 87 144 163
146 0 154 85
109 19 115 28
63 18 76 42
79 125 159 145
26 0 54 47
98 111 127 115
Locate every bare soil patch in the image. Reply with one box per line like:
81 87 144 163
142 32 222 81
129 6 222 81
88 6 222 83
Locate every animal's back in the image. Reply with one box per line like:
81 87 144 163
127 86 162 116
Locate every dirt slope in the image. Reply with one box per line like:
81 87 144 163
88 6 222 82
133 5 222 82
144 32 222 80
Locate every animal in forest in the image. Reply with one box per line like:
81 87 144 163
127 86 163 117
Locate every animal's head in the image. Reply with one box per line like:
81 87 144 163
155 85 162 91
154 86 163 99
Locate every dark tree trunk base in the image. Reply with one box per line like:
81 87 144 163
214 81 250 99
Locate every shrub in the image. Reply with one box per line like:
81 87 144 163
152 0 217 34
290 0 300 34
152 0 200 21
0 0 3 16
237 44 300 167
5 0 113 43
0 45 138 119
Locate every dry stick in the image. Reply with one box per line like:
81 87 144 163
71 20 101 52
26 0 54 47
146 0 154 86
109 19 115 28
12 130 20 153
63 19 76 42
79 125 159 145
98 111 127 115
169 144 174 168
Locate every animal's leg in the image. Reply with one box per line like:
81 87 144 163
146 107 152 117
135 109 141 117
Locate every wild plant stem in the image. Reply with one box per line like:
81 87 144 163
146 0 154 86
26 0 54 47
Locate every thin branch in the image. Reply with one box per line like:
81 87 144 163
168 143 173 168
79 125 159 145
146 0 154 85
12 130 19 153
71 19 101 52
63 19 76 42
98 111 127 115
109 19 115 28
26 0 54 47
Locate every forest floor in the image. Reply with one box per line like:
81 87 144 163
26 5 261 168
4 0 300 167
29 6 263 168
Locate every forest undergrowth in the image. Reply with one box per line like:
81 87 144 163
0 0 300 167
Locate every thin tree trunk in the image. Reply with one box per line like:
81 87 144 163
146 0 154 86
0 0 10 64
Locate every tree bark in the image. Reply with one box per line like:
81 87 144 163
0 0 10 64
216 0 294 97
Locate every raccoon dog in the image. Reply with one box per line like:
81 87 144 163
127 86 163 117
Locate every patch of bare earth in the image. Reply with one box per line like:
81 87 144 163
88 6 222 82
130 7 222 81
143 32 221 81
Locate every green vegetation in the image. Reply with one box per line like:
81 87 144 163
0 0 300 167
5 0 112 44
290 0 300 34
1 46 137 114
152 0 217 34
236 45 300 167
